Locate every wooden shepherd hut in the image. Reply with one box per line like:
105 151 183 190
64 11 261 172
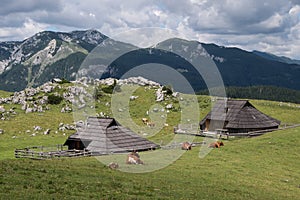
199 99 280 133
64 117 159 154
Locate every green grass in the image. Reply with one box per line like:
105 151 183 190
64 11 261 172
0 103 74 159
0 127 299 199
0 84 300 199
0 90 12 98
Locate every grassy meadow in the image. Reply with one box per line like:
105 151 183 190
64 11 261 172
0 83 300 199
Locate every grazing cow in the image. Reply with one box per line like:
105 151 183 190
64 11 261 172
209 141 224 148
126 151 144 165
181 142 192 150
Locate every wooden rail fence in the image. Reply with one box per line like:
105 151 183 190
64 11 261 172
174 124 300 139
15 145 91 159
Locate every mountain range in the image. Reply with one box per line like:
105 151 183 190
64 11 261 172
0 29 299 92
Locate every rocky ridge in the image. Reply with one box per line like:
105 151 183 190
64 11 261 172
0 76 165 137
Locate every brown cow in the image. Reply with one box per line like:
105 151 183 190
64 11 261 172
181 142 192 150
142 118 148 124
217 141 224 146
126 151 144 165
209 141 224 148
147 122 155 128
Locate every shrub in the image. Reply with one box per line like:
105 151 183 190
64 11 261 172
94 86 103 99
162 85 173 95
60 78 70 84
102 85 114 94
47 94 63 105
102 80 121 94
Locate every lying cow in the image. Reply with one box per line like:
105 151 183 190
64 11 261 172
126 151 144 165
208 141 224 148
147 122 155 128
181 142 192 150
108 162 119 169
218 141 224 146
142 118 148 124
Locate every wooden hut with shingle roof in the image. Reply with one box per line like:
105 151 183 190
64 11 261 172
200 99 280 133
64 117 159 154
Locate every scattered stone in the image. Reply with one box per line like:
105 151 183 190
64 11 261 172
77 104 86 109
0 106 5 113
166 104 173 109
59 123 76 131
25 107 33 113
9 108 17 115
21 103 27 111
117 76 160 87
37 105 43 112
156 87 164 102
64 124 76 130
0 129 3 134
99 112 105 117
130 96 138 100
52 78 62 83
44 129 50 135
153 108 159 112
41 84 55 93
76 120 84 128
61 105 72 113
172 92 179 97
34 126 42 131
98 78 115 86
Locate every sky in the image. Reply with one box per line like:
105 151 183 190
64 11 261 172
0 0 300 59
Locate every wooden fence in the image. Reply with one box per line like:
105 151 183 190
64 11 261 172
174 124 300 139
15 145 91 159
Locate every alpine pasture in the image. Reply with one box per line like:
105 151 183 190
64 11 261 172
0 81 299 199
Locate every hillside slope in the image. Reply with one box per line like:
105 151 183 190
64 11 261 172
0 79 299 199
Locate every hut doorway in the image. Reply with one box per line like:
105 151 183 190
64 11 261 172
66 140 86 150
205 120 210 131
75 141 82 150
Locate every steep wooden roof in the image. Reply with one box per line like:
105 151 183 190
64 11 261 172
200 99 280 129
64 117 159 153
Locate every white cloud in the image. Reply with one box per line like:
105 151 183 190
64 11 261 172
0 0 299 59
0 18 47 41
